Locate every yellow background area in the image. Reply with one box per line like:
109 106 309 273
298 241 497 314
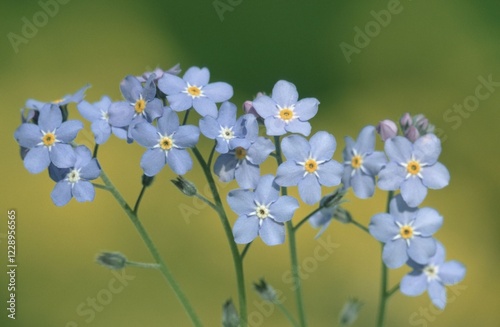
1 1 499 326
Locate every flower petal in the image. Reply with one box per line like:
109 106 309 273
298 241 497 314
272 80 298 107
199 115 220 139
428 281 447 310
413 208 443 236
422 163 450 190
140 148 166 176
382 239 408 269
158 74 186 95
400 271 428 296
217 101 237 127
51 181 72 206
235 160 260 189
259 219 285 246
284 120 311 136
227 189 255 216
131 122 159 148
264 117 286 136
385 136 412 163
193 97 218 117
275 161 304 187
294 98 319 121
254 175 280 205
56 120 83 143
309 131 336 161
108 102 134 127
298 173 321 205
253 95 277 118
377 162 405 190
50 144 76 168
351 172 376 199
232 215 259 244
38 105 62 131
246 137 275 165
214 154 237 183
401 177 428 207
91 120 111 144
120 75 142 102
14 123 41 148
281 134 310 162
80 159 101 180
439 261 466 285
354 126 376 154
369 213 399 242
413 134 441 165
77 100 101 122
73 181 95 202
269 196 298 222
167 93 193 112
183 67 210 86
203 82 233 102
408 237 437 265
174 125 200 148
317 160 343 187
167 148 192 175
363 151 387 176
24 147 50 173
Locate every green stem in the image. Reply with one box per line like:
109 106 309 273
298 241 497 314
92 183 109 190
99 170 203 327
126 261 161 269
133 184 147 215
274 136 307 327
293 206 323 232
182 109 191 125
194 193 218 212
191 146 248 326
275 301 301 327
387 283 400 298
241 242 252 260
350 218 369 234
93 144 99 158
376 190 394 327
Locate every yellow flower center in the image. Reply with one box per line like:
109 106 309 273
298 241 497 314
52 98 65 104
160 137 173 150
399 225 414 239
406 160 421 176
351 155 363 169
279 108 294 122
304 159 318 173
134 98 147 114
187 86 202 97
235 147 247 160
42 132 56 146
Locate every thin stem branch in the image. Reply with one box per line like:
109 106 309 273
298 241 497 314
126 261 161 269
92 183 109 190
93 144 99 158
241 242 252 260
387 283 400 298
207 143 216 169
182 109 191 126
350 218 369 234
293 206 323 232
99 170 203 327
275 301 301 327
191 146 248 327
133 184 147 215
194 193 218 212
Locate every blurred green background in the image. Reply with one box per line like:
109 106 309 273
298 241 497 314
1 0 499 326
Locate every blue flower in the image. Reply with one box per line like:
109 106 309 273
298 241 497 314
136 64 182 83
400 241 466 309
25 84 90 110
131 107 200 176
77 96 127 144
228 175 299 245
157 66 233 117
252 80 319 136
369 195 443 269
50 146 101 206
275 131 343 205
342 126 387 198
14 104 82 173
108 74 163 129
378 134 450 207
214 137 275 189
199 101 258 154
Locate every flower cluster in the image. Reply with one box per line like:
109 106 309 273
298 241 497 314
13 64 465 315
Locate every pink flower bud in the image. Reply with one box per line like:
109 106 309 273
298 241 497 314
376 120 398 141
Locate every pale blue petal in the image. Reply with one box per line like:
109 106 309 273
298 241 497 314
91 120 111 144
264 117 286 136
142 75 157 101
285 120 311 136
413 134 441 165
131 122 159 148
51 181 72 206
235 160 259 189
377 162 405 190
400 271 428 296
217 101 237 127
120 75 142 102
382 239 408 269
259 219 285 246
227 189 255 215
158 74 186 95
108 102 134 127
401 177 427 207
214 154 237 182
38 105 62 131
24 147 50 173
272 80 298 107
298 174 321 205
73 181 95 202
167 148 192 175
174 125 199 148
14 124 41 148
439 261 466 285
140 149 166 176
199 115 220 139
428 281 447 310
193 97 218 117
369 213 398 242
351 172 375 199
246 137 275 165
355 126 376 154
275 161 303 186
50 144 76 168
157 107 180 135
183 67 209 86
317 160 343 187
254 175 279 205
80 159 101 180
233 216 259 244
56 120 83 142
269 196 298 222
281 134 310 162
111 126 128 140
422 163 450 189
342 136 355 161
253 95 277 118
216 139 230 154
294 98 319 121
77 100 101 122
203 82 233 102
309 131 336 161
167 93 193 112
385 136 412 163
363 151 387 176
413 208 443 236
73 146 91 167
145 99 163 121
408 237 437 265
390 194 418 224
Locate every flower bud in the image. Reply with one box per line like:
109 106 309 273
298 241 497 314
242 100 259 117
404 126 420 142
222 299 240 327
339 298 363 327
321 188 347 209
96 252 127 270
142 174 155 187
171 176 197 196
399 112 412 128
253 278 278 303
333 207 352 224
376 120 398 141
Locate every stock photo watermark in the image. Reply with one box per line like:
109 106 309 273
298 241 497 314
5 210 17 320
340 0 408 63
212 0 243 22
64 269 136 327
7 0 72 54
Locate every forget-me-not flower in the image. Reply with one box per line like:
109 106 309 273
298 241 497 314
199 101 258 154
252 80 319 136
77 96 127 144
131 107 199 176
136 64 182 83
108 74 163 129
14 104 82 173
342 126 387 199
50 146 101 206
275 131 343 205
157 66 233 117
378 134 450 207
369 194 443 269
400 241 466 309
25 84 90 110
228 175 299 246
214 137 275 189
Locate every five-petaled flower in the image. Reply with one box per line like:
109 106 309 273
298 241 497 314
342 126 387 199
157 66 233 117
14 104 82 173
369 194 443 269
199 101 258 154
131 107 200 176
77 96 127 144
275 131 343 205
49 146 101 206
228 175 299 246
25 84 90 110
377 134 450 207
400 241 466 309
252 80 319 136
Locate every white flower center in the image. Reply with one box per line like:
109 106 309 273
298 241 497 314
219 126 235 141
66 168 81 184
101 110 109 122
423 264 440 282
